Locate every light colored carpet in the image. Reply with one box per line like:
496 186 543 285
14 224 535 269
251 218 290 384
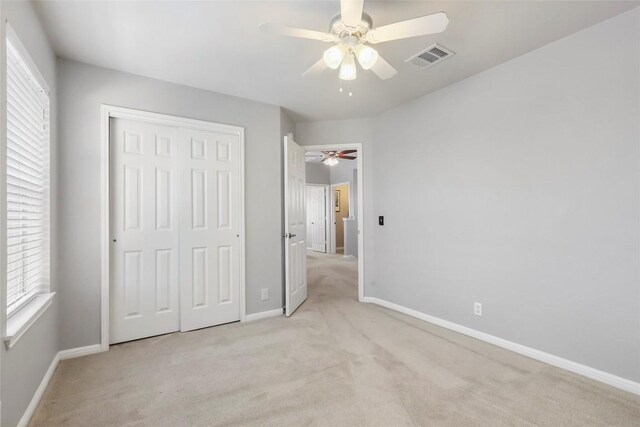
31 251 639 426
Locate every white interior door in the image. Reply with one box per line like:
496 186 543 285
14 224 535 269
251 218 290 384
306 185 326 253
110 118 180 344
179 127 241 331
284 135 307 316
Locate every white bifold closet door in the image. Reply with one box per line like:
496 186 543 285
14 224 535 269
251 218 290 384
178 128 241 332
110 118 241 344
110 119 180 343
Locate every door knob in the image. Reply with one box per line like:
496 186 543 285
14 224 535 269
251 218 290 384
289 233 296 239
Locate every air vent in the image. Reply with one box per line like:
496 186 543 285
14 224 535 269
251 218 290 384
406 44 455 69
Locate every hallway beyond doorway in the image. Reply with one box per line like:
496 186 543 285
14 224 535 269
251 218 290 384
307 250 357 300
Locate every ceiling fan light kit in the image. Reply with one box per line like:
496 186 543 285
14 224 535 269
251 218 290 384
325 32 378 79
260 0 450 86
323 157 340 166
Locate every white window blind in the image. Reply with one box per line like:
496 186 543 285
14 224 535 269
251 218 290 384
6 37 50 316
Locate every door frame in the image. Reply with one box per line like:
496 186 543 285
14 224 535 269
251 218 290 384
303 143 364 302
100 105 246 351
329 181 350 254
305 184 330 253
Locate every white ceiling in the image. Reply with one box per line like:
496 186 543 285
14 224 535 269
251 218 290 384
34 1 638 121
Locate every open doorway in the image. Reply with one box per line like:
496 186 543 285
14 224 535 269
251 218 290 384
303 145 363 301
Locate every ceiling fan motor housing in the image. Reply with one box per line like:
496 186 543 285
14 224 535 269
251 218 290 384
330 12 373 39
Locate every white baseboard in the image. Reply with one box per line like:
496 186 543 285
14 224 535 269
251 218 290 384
59 344 103 360
17 352 59 427
243 308 283 322
363 297 640 396
18 344 105 427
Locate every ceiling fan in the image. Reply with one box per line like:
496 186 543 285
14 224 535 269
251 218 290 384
307 150 357 166
259 0 449 83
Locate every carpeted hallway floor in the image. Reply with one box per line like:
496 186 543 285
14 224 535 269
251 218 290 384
31 251 639 426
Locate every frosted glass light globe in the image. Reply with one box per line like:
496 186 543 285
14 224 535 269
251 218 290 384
339 53 357 81
356 45 378 70
323 46 345 69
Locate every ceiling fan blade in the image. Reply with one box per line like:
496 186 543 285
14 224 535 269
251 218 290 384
339 149 357 155
370 55 397 80
259 23 338 42
302 58 327 77
341 0 364 27
366 12 449 44
340 155 357 160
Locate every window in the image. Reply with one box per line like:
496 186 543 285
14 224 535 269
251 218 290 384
5 30 50 317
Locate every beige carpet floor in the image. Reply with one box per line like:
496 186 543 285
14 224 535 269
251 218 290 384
31 251 639 426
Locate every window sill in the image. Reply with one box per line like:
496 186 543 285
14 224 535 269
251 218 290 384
4 292 55 349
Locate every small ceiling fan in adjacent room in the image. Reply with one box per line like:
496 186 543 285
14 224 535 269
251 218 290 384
259 0 449 86
306 150 357 166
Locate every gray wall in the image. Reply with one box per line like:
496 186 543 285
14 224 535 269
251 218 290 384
57 59 284 350
0 1 60 425
305 162 329 185
370 9 640 382
329 160 356 186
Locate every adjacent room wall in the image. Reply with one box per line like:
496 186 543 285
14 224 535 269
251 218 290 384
0 1 60 425
370 9 640 382
329 159 356 186
57 59 284 350
333 184 349 249
306 162 329 185
330 160 357 219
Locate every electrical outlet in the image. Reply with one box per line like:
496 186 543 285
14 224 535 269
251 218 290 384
261 288 269 301
474 302 482 316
